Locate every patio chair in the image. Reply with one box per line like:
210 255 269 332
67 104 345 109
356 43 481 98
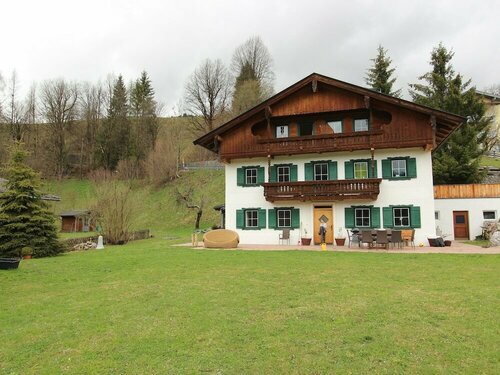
279 228 290 245
402 229 415 249
347 229 360 248
376 230 389 249
390 230 403 249
360 230 374 248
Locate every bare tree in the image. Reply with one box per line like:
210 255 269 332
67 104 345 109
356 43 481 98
183 59 232 134
79 81 104 170
231 36 275 88
1 71 26 141
40 79 78 178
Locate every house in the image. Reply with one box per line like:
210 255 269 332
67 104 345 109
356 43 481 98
194 73 464 245
60 210 93 232
0 178 61 202
477 90 500 156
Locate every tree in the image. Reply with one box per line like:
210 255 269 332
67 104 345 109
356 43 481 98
1 71 27 141
95 75 130 170
0 143 64 258
79 81 104 171
410 43 492 184
184 59 232 134
365 45 401 97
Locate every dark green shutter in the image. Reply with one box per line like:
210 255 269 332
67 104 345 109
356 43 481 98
383 207 393 228
408 158 417 178
368 160 378 178
291 208 300 229
258 209 266 229
290 164 298 181
268 209 276 229
236 209 244 228
257 167 265 184
305 163 313 181
382 159 391 179
328 161 338 180
410 206 421 228
344 161 354 179
237 168 244 186
345 207 355 228
371 207 381 228
269 165 277 182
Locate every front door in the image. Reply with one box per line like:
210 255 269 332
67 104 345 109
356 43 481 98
453 211 469 240
314 206 333 244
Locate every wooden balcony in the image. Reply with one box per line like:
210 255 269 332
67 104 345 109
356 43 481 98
262 179 382 202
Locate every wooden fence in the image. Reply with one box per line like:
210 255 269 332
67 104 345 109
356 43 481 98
434 184 500 199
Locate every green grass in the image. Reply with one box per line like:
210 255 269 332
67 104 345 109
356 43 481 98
1 238 499 374
480 156 500 168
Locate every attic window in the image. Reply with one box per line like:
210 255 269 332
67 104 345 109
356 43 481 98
276 125 289 138
354 118 369 132
300 122 313 136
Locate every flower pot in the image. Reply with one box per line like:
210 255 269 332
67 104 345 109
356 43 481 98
444 240 452 247
0 258 21 270
301 238 312 246
23 255 32 260
335 238 346 246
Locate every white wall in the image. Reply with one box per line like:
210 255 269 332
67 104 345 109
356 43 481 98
434 198 500 240
225 148 436 245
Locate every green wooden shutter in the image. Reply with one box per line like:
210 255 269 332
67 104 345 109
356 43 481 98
382 159 391 179
236 209 244 228
328 161 338 180
368 160 378 178
258 209 267 229
268 209 276 229
269 165 277 182
410 206 421 228
345 207 355 228
371 207 381 228
290 164 298 182
344 161 354 179
383 207 393 228
304 163 313 181
408 158 417 178
291 208 300 229
257 167 265 184
237 168 244 186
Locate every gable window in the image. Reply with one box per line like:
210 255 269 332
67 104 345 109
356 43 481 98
245 168 257 185
354 162 369 179
277 209 292 228
354 118 369 132
245 210 258 228
391 159 407 178
277 166 290 182
355 208 371 227
314 163 329 181
393 207 410 227
483 211 497 220
276 125 289 138
327 120 342 134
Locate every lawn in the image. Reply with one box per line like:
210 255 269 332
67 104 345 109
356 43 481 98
1 238 499 374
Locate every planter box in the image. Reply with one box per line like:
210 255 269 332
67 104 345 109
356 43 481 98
0 258 21 270
335 238 346 246
301 238 312 246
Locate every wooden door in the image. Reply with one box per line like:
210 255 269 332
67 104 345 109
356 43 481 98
453 211 469 240
314 207 333 244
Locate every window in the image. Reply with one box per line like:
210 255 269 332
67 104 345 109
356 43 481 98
245 210 258 228
277 166 290 182
391 159 407 178
354 162 368 179
435 211 440 220
277 209 291 228
327 120 342 134
314 163 328 181
393 207 410 227
354 118 369 132
300 122 313 136
355 208 371 227
276 125 289 138
483 211 497 220
245 168 257 185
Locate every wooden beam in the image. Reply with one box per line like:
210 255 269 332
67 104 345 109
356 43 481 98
312 79 318 93
265 106 272 138
364 95 370 109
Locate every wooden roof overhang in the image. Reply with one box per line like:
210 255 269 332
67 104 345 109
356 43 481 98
193 73 465 155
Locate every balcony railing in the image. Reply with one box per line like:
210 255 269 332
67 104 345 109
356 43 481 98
262 179 382 202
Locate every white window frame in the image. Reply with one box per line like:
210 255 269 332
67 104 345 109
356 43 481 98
391 159 407 178
276 125 289 138
393 207 410 227
245 168 257 185
277 166 290 182
354 118 369 132
355 208 371 227
245 209 258 228
327 120 342 134
483 211 497 220
354 162 369 179
314 163 328 181
277 209 291 228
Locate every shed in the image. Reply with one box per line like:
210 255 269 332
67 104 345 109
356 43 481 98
60 210 94 232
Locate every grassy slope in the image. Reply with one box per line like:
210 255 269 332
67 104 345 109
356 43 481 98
1 240 499 374
42 170 224 240
480 156 500 168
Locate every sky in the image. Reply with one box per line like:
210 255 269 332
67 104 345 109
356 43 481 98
1 0 499 114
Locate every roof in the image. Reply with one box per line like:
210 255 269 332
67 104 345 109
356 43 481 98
476 90 500 102
0 179 61 202
194 72 465 150
60 210 91 217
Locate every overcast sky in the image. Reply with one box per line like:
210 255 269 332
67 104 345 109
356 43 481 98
1 0 499 114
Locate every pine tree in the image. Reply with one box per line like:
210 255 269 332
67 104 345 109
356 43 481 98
365 45 401 97
409 43 491 184
0 144 64 258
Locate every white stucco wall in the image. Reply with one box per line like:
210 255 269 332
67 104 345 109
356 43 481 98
225 148 436 245
434 198 500 240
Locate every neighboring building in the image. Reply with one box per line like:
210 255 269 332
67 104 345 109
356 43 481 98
434 184 500 240
477 90 500 156
194 73 464 245
60 210 93 232
0 178 61 202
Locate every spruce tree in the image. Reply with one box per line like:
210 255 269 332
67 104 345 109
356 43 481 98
410 43 491 184
0 144 64 258
365 45 401 97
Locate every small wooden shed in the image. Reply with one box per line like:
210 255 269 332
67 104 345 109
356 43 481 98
60 210 93 232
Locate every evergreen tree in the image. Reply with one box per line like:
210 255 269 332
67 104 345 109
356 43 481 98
365 45 401 97
96 75 131 170
0 144 64 258
410 43 491 184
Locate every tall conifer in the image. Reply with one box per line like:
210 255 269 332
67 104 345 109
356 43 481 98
365 45 401 97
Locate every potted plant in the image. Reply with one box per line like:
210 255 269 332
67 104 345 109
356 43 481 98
0 258 21 270
21 247 33 260
335 227 346 246
301 228 312 246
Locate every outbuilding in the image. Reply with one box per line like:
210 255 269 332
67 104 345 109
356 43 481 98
60 210 93 232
